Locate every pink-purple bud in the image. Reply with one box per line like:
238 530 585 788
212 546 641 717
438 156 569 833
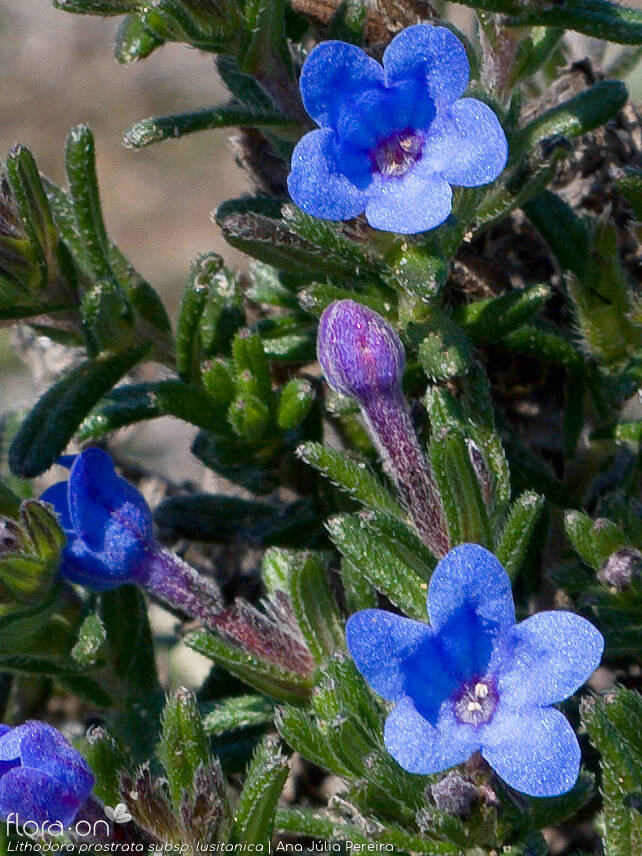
316 300 449 558
317 301 405 404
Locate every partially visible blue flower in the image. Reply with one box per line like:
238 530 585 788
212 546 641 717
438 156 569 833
0 721 93 827
346 543 604 797
288 25 508 234
41 448 154 590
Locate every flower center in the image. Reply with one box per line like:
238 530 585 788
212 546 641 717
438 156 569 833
372 130 423 178
453 679 498 726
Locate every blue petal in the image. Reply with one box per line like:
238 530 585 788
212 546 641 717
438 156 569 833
497 611 604 708
19 722 94 798
384 696 479 775
481 706 580 797
364 170 452 234
0 768 85 827
299 41 384 129
0 726 24 762
289 130 370 220
423 99 508 187
68 448 153 556
40 482 73 532
428 544 515 635
336 78 436 153
383 25 469 108
345 609 433 702
62 538 136 590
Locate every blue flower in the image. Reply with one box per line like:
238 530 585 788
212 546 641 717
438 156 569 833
41 448 154 591
0 721 94 826
288 25 508 234
345 543 604 797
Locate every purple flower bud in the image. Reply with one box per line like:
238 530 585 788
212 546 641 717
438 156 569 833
0 720 94 827
598 547 642 590
317 300 405 404
317 300 449 557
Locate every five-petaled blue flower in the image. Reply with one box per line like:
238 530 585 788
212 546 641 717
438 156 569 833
288 24 508 234
0 721 94 826
41 448 154 590
346 544 604 797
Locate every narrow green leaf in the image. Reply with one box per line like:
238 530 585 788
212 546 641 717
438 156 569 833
78 380 225 441
524 191 590 279
288 552 344 662
65 125 113 280
297 442 402 516
456 284 552 342
203 695 275 736
327 513 428 620
115 14 165 63
9 345 150 478
230 735 289 849
275 706 351 776
512 80 628 162
186 629 313 703
124 102 293 149
176 252 223 383
158 687 210 808
429 429 493 548
582 688 642 856
277 379 314 430
496 491 545 581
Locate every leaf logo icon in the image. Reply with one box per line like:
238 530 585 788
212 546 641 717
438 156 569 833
104 803 132 824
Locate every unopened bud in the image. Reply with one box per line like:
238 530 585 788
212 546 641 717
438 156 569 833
317 300 405 404
598 547 642 590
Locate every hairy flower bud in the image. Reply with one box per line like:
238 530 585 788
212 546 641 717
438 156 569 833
317 300 448 557
598 547 642 590
317 300 405 404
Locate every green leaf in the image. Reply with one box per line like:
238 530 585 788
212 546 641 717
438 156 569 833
297 442 402 516
202 694 275 736
275 706 350 776
5 145 57 288
115 14 165 63
186 629 313 703
154 494 275 542
288 552 344 662
496 492 545 581
428 429 493 548
78 380 225 441
230 735 289 849
564 511 627 571
123 102 293 149
100 585 159 696
512 80 628 162
327 513 429 620
524 191 590 279
81 727 131 807
64 125 113 280
582 688 642 856
456 284 552 342
158 687 210 808
277 379 314 430
9 344 150 478
176 253 223 383
54 0 137 12
71 613 107 668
